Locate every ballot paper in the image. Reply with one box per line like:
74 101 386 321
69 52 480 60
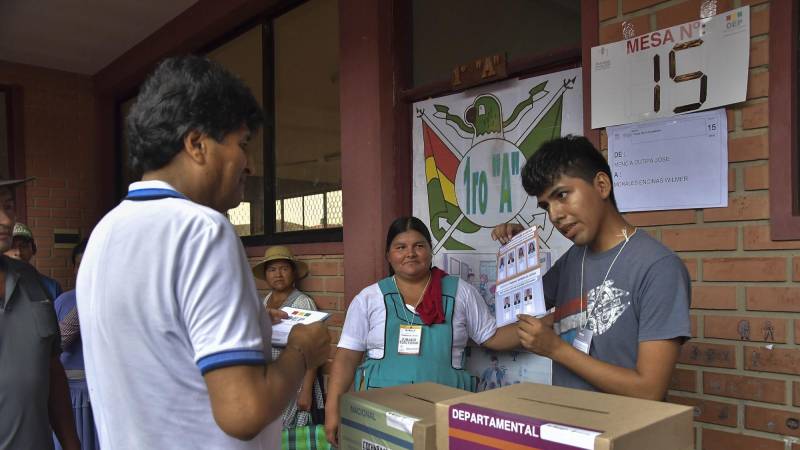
495 227 547 326
271 307 330 347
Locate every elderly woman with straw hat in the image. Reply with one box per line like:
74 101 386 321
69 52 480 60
252 246 325 431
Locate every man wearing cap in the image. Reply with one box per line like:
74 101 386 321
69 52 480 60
5 222 64 299
0 177 80 450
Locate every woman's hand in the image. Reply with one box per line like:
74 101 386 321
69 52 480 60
296 386 313 412
491 223 525 244
324 401 340 447
297 368 317 412
324 348 364 447
267 308 289 325
481 322 521 351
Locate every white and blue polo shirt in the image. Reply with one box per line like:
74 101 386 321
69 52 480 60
77 180 278 449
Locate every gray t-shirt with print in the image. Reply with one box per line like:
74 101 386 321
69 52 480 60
543 230 691 391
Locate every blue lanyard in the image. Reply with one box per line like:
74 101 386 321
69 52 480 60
125 188 188 201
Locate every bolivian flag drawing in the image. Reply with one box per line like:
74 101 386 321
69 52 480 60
422 119 480 250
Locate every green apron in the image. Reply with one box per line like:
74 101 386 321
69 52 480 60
354 275 475 392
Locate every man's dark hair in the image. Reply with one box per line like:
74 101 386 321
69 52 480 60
384 216 433 276
126 55 264 175
72 238 88 266
520 135 617 209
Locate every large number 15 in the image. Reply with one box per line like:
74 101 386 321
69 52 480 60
652 39 708 114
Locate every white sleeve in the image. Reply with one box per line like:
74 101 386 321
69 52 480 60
337 289 371 351
177 219 266 374
460 281 497 345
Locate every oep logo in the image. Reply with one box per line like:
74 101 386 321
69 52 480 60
454 95 528 227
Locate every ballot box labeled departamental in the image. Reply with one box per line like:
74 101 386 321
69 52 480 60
339 382 468 450
435 383 694 450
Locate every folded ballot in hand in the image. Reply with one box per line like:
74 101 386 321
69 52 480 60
271 307 330 347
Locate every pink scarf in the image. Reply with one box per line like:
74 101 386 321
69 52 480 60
416 267 447 325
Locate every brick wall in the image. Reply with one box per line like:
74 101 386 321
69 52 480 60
250 253 345 365
0 61 100 291
600 1 799 449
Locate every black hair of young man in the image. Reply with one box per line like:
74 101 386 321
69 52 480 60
520 135 618 209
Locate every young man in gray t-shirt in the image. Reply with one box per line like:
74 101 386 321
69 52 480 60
492 135 690 400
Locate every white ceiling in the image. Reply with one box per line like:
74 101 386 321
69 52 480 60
0 0 198 75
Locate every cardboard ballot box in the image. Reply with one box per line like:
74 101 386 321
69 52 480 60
339 383 467 450
436 383 694 450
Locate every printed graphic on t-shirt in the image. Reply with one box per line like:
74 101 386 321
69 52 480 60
585 279 630 335
553 296 585 340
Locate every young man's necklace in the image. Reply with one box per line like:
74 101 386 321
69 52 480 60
392 273 431 325
579 227 637 328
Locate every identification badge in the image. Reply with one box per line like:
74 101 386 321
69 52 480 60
398 325 422 355
573 328 594 354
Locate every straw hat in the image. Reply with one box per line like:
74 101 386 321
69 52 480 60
251 246 309 281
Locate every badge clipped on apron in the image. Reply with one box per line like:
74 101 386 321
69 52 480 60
398 324 422 355
573 327 594 354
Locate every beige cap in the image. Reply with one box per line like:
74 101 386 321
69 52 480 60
12 222 33 241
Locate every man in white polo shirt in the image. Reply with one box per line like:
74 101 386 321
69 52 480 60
77 55 330 449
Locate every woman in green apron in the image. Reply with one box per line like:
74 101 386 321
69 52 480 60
323 217 520 446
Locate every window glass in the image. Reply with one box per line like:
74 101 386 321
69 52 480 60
274 0 341 233
208 25 265 236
